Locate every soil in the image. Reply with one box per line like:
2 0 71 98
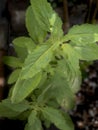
70 62 98 130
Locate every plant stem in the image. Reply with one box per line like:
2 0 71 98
63 0 70 33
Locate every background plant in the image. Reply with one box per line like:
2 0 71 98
1 0 98 130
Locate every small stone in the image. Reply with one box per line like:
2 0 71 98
94 120 98 127
77 121 84 128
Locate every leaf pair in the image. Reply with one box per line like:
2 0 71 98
25 107 74 130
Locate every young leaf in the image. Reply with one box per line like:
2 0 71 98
13 36 36 54
0 99 30 118
30 0 54 31
11 72 42 103
25 110 43 130
8 69 21 84
30 0 63 37
26 6 47 43
3 56 23 68
42 106 74 130
50 13 63 37
20 43 54 79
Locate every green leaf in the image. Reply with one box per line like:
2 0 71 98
68 24 98 43
2 99 30 112
0 99 30 118
17 110 31 121
37 57 76 110
20 43 56 79
63 24 98 44
61 111 74 130
37 82 54 104
13 38 30 61
50 70 75 110
26 6 47 43
30 0 53 31
37 66 75 109
62 24 98 61
0 105 19 118
62 44 79 70
44 119 51 128
68 24 98 34
3 56 23 68
30 0 63 37
25 110 43 130
14 45 28 62
71 43 98 61
61 44 81 93
50 13 63 37
13 37 36 54
42 106 74 130
8 69 21 84
11 72 42 103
